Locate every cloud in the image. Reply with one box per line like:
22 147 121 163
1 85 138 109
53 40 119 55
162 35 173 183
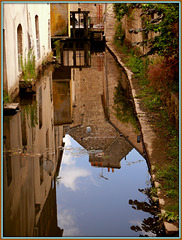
61 167 92 191
57 209 80 236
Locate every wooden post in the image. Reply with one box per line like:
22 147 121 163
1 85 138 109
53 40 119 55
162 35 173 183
72 13 76 38
73 41 76 67
84 12 89 38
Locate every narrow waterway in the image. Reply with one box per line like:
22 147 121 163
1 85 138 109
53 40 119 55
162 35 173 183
3 41 163 237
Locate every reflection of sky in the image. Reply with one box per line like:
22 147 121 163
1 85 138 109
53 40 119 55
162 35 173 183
56 134 155 237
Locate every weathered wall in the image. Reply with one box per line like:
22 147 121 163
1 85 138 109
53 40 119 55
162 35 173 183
3 3 51 98
51 4 69 36
3 4 29 97
27 4 51 65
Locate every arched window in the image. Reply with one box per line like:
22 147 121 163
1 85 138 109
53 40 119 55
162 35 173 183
35 15 40 59
17 24 23 71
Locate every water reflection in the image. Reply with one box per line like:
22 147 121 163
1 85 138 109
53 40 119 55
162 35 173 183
3 42 161 237
57 135 156 237
3 69 63 237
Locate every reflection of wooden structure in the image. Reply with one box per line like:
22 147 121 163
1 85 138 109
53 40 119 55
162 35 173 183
70 8 90 38
52 39 91 69
70 8 104 40
52 66 72 125
60 41 91 69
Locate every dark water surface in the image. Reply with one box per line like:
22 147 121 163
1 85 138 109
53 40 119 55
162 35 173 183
3 42 162 237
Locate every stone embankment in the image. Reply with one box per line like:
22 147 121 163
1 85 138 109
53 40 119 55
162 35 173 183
105 4 179 236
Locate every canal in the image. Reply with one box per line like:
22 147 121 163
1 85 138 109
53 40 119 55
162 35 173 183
3 40 164 237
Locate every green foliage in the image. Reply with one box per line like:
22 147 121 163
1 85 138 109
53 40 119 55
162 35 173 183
159 211 179 222
113 3 132 21
22 101 38 128
126 53 149 81
113 3 179 58
165 204 179 215
3 91 11 103
114 22 125 42
53 40 63 60
21 49 36 82
120 44 150 84
149 187 158 198
137 86 162 112
157 164 179 183
166 189 178 198
155 162 179 208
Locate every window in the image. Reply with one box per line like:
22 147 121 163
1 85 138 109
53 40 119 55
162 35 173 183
35 15 40 59
17 24 23 71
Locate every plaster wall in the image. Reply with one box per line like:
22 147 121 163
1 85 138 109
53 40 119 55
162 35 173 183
27 3 51 66
3 4 29 97
3 3 51 98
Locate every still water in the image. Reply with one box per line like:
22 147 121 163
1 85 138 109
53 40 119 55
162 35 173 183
57 135 155 237
3 41 162 237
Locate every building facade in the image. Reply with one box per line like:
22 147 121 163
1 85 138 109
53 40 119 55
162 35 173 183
3 3 51 99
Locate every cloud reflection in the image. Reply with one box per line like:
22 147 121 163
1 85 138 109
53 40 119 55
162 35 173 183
58 134 95 191
61 166 92 191
58 209 80 236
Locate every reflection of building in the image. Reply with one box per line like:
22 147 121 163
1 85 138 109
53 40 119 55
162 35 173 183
52 40 92 126
52 66 72 125
3 112 35 236
52 40 91 69
35 178 63 237
60 41 91 69
65 53 133 170
89 136 132 170
3 69 63 237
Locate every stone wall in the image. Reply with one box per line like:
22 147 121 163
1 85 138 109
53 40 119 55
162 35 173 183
121 8 156 55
